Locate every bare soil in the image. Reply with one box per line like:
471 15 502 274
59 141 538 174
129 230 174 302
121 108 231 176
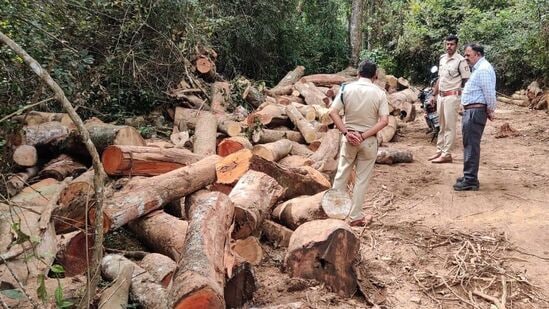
250 102 549 309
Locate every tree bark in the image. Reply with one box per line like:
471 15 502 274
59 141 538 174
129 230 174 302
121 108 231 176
215 149 329 199
102 145 202 176
272 65 305 89
169 191 234 309
349 0 365 66
210 81 231 114
309 129 340 173
6 166 38 196
293 81 328 106
98 263 133 309
289 141 314 157
138 253 177 288
17 121 69 147
261 220 293 248
252 139 293 161
38 154 87 180
174 107 243 136
285 104 318 143
55 230 95 277
246 104 290 127
272 191 328 230
12 110 69 125
277 155 314 169
229 170 284 239
54 169 95 233
299 74 354 87
253 128 305 144
285 219 360 297
97 155 220 231
376 115 397 145
102 254 168 308
127 210 188 262
376 148 413 164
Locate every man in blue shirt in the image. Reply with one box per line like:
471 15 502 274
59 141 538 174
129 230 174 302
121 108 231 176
454 43 496 191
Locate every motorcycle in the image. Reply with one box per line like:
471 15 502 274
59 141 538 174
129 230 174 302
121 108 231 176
418 65 440 143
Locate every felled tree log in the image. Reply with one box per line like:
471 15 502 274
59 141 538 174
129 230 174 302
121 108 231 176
299 74 353 87
12 144 37 167
217 136 253 157
290 102 316 121
55 230 95 277
285 104 318 143
6 166 38 196
193 111 217 156
229 170 284 239
376 115 397 145
102 254 168 308
196 55 216 79
127 210 188 262
265 85 294 97
388 89 418 122
376 148 413 164
139 253 177 288
102 145 202 176
272 65 305 89
231 237 263 265
210 81 231 114
241 81 265 109
252 139 293 161
224 258 256 309
247 104 289 127
53 169 94 233
12 111 69 125
293 81 328 106
174 107 243 136
98 262 133 309
308 129 340 172
16 121 69 147
253 128 305 144
272 191 327 230
285 219 360 297
261 220 293 247
97 155 220 231
38 154 86 180
336 66 358 78
216 149 329 199
169 191 234 309
277 155 314 169
289 141 314 157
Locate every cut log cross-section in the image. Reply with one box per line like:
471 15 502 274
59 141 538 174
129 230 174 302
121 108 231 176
285 219 360 297
229 170 285 239
53 169 95 233
127 210 188 262
285 104 318 144
55 230 95 277
252 139 293 162
217 136 253 157
102 145 202 176
216 149 329 199
169 191 235 309
12 144 37 167
97 155 220 231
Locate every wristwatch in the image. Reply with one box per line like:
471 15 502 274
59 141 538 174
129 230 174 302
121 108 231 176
343 131 348 136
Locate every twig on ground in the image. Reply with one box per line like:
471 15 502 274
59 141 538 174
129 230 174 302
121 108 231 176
0 97 55 123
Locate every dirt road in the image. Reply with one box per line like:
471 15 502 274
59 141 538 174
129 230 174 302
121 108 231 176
253 102 549 308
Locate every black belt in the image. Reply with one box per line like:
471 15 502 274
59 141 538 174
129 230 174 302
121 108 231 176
463 103 486 110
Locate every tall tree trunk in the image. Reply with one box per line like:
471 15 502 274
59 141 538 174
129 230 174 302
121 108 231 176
349 0 365 66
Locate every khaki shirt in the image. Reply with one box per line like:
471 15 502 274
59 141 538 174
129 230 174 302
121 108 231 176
438 53 470 91
330 78 389 132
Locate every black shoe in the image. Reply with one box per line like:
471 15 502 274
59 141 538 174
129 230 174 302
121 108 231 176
455 177 479 186
453 181 479 191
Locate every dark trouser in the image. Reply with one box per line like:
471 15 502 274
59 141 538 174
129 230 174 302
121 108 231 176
461 108 487 183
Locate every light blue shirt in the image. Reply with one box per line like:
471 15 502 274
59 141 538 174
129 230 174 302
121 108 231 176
461 57 497 111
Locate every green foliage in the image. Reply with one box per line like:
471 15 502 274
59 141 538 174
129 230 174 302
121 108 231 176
0 289 24 300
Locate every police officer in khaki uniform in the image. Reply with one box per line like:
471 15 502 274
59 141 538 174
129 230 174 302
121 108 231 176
429 34 471 163
328 60 389 227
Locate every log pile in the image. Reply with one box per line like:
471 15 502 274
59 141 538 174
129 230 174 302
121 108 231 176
2 61 419 307
497 81 548 111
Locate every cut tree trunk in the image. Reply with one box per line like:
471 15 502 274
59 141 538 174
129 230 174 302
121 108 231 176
277 155 314 169
289 141 314 157
196 56 216 79
308 129 340 173
285 104 318 143
97 155 220 231
38 154 86 180
211 81 231 114
102 145 202 176
193 111 217 156
231 236 263 265
17 121 69 147
376 148 413 164
299 74 353 87
98 262 133 309
174 107 243 136
169 190 234 309
265 85 294 97
12 144 37 167
261 220 293 247
224 259 256 309
272 191 328 230
252 139 293 161
247 104 289 127
138 253 177 288
291 102 316 121
242 82 265 109
6 166 38 196
293 81 328 106
229 170 284 239
285 219 360 297
127 210 188 262
53 169 95 233
12 111 69 125
102 254 168 308
55 230 95 277
376 115 397 145
253 128 305 144
272 65 305 89
217 136 253 157
216 149 329 199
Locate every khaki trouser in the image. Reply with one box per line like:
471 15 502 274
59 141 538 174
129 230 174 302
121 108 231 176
436 95 460 155
332 136 377 220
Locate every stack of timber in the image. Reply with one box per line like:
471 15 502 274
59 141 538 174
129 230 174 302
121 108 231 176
2 59 418 308
497 81 548 111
